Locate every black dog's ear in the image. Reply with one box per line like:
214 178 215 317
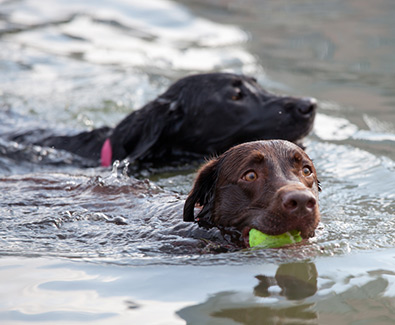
109 76 192 163
109 97 183 162
183 158 219 223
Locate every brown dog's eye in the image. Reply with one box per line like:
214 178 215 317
243 171 257 182
302 166 312 176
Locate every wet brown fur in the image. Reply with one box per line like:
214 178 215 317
183 140 321 247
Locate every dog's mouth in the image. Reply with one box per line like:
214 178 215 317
242 227 252 248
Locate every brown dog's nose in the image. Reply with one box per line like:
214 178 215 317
281 190 316 216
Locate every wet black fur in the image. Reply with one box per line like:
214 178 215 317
31 73 317 166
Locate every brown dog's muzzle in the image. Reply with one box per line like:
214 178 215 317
279 185 317 218
268 183 319 238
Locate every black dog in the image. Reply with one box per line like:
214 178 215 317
35 73 317 167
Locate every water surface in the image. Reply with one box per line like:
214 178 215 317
0 0 394 324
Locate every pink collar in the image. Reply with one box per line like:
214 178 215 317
100 138 112 167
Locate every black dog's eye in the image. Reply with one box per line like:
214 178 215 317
231 88 243 101
302 166 312 176
242 171 257 182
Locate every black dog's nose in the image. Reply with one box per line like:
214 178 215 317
284 97 317 118
297 97 317 116
281 190 317 217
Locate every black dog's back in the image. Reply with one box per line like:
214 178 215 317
39 127 112 161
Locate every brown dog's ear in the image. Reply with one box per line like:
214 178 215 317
183 158 219 223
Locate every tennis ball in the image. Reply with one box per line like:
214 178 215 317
249 229 302 248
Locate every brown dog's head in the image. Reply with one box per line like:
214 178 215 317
183 140 321 247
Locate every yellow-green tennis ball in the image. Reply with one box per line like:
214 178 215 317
249 229 302 248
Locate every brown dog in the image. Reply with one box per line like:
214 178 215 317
183 140 320 248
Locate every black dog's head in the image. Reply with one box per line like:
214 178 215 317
170 73 317 153
111 73 317 163
183 140 321 248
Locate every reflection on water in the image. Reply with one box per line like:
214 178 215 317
178 264 319 324
178 251 395 325
0 251 394 324
254 263 318 300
